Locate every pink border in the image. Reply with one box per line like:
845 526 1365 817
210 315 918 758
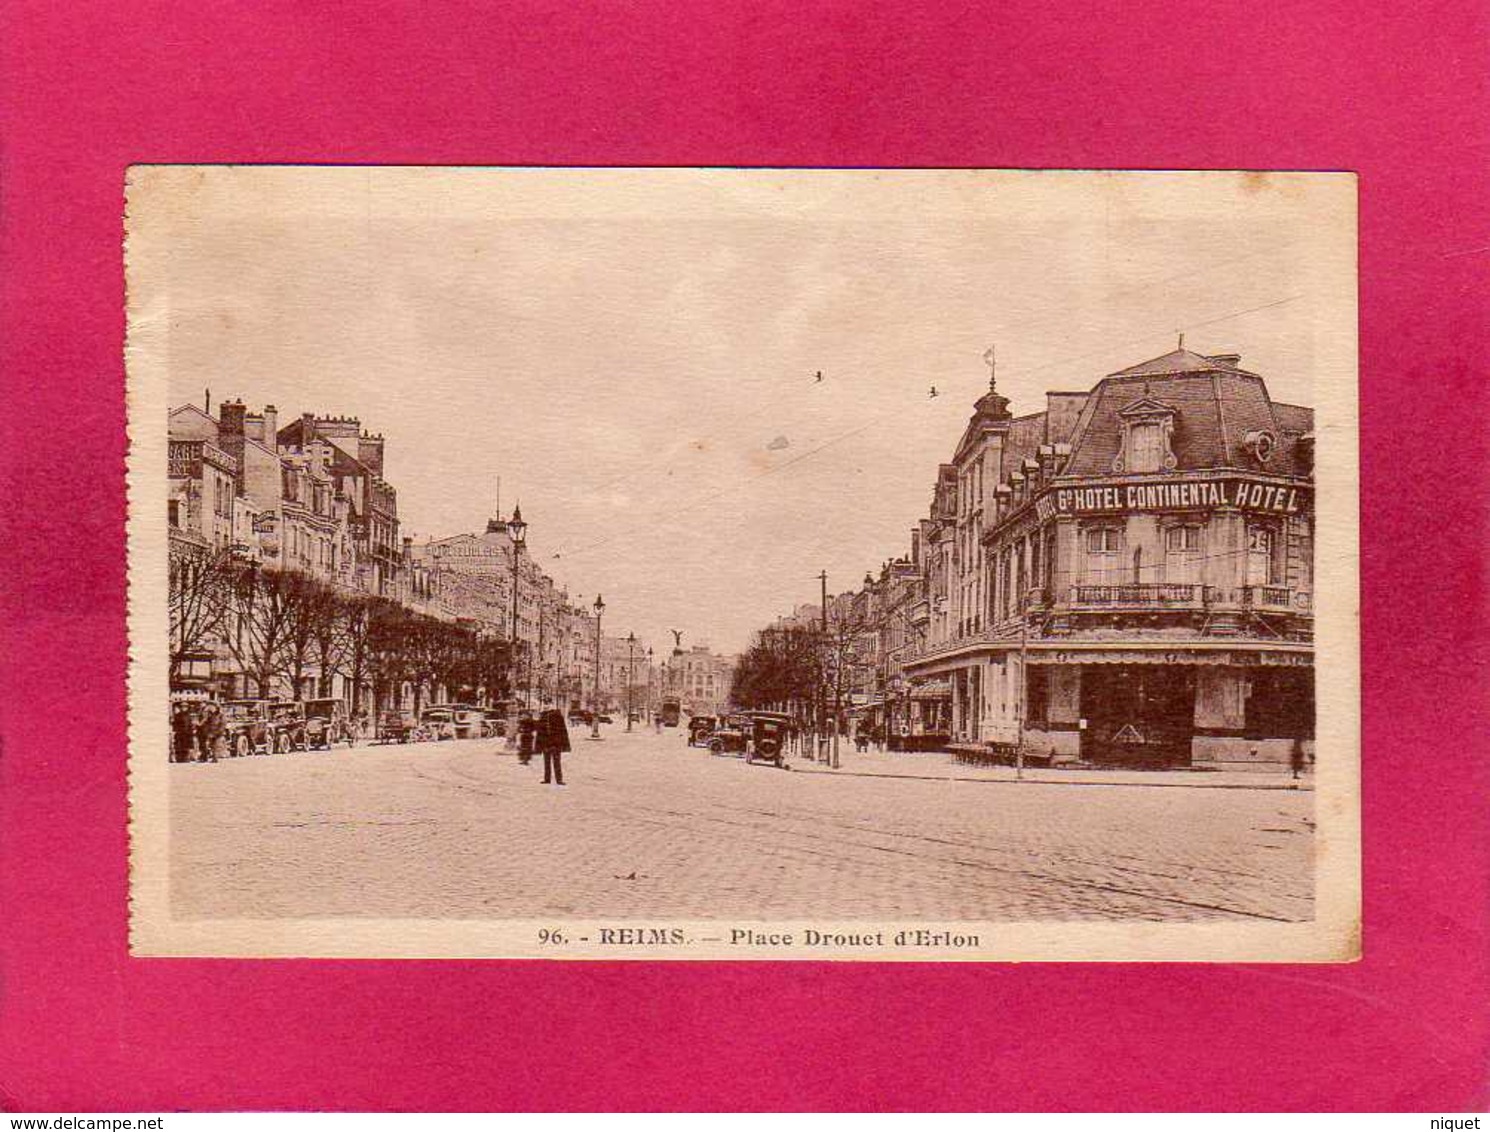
1 0 1486 1112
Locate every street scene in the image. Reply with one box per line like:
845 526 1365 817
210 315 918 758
171 727 1313 923
131 167 1354 947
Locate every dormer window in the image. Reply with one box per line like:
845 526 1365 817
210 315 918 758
1129 422 1164 472
1113 397 1179 474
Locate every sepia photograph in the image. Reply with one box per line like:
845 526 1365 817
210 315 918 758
126 166 1359 960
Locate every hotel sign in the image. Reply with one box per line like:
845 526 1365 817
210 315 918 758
1035 477 1310 522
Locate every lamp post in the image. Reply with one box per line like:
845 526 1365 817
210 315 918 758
588 594 604 741
507 505 527 706
645 646 654 726
625 631 636 732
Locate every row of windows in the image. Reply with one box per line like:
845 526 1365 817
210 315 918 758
1084 524 1207 555
1082 524 1279 584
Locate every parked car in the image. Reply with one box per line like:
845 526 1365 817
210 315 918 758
688 715 718 746
266 700 308 752
596 713 614 724
568 709 593 726
303 697 355 749
480 710 508 739
426 702 485 739
706 716 748 756
221 699 272 757
420 707 457 741
376 708 420 744
741 711 790 767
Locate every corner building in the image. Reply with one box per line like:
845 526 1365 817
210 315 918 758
902 347 1314 771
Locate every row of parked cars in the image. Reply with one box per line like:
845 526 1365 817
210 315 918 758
206 699 517 757
687 711 791 768
216 697 359 757
376 704 510 744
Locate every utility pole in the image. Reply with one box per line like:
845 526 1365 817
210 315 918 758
1016 586 1027 781
818 570 828 764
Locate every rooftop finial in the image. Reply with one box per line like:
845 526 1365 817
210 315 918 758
983 344 997 393
1177 331 1185 350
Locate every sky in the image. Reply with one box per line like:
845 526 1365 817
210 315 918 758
147 167 1355 655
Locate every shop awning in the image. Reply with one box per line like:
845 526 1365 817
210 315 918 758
1027 647 1311 667
909 679 952 700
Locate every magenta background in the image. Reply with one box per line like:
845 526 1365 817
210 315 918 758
1 0 1486 1112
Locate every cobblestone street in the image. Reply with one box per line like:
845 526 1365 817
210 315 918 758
169 728 1314 923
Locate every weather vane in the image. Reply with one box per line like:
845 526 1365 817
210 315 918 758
983 344 997 393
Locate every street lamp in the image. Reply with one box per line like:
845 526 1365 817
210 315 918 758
588 594 605 741
507 504 527 706
645 646 654 726
625 631 636 732
622 631 634 729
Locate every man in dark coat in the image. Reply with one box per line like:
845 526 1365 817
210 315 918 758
196 703 224 763
535 697 571 786
171 703 196 763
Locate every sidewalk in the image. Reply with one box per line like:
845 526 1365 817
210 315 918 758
786 745 1313 790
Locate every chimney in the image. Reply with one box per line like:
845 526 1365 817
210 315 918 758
218 399 247 437
1210 353 1241 368
263 404 278 448
358 432 385 477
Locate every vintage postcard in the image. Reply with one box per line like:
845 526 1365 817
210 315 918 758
127 166 1359 961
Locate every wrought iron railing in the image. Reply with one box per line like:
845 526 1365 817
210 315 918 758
1240 585 1294 610
1068 583 1207 607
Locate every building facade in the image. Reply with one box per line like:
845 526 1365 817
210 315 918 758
664 644 736 719
899 347 1313 770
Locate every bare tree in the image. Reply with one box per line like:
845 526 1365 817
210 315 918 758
224 564 309 699
168 543 234 680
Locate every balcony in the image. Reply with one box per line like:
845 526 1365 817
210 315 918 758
1240 585 1308 613
1066 583 1207 611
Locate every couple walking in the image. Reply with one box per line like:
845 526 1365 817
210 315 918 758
517 698 571 786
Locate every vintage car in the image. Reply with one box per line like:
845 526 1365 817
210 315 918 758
479 709 508 739
428 702 484 740
221 699 272 757
742 711 790 767
420 707 458 741
568 709 593 726
687 715 718 746
706 716 748 755
707 712 789 767
303 697 356 749
376 708 420 744
266 699 308 752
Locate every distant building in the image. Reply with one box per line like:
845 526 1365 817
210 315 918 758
665 644 735 718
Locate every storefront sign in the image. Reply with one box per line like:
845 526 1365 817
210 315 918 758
1031 649 1313 667
1034 478 1309 522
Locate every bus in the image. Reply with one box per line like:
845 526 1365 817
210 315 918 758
659 698 682 727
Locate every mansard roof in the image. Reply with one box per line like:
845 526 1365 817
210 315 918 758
1109 347 1248 378
1062 364 1313 478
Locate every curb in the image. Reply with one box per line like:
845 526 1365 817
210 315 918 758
787 762 1313 791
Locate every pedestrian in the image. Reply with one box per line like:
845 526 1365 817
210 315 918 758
170 703 194 763
536 695 571 786
1290 736 1307 780
517 711 536 766
196 702 224 763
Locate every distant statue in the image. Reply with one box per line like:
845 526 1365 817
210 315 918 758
670 629 683 649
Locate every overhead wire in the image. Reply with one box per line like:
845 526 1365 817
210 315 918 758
551 290 1309 563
